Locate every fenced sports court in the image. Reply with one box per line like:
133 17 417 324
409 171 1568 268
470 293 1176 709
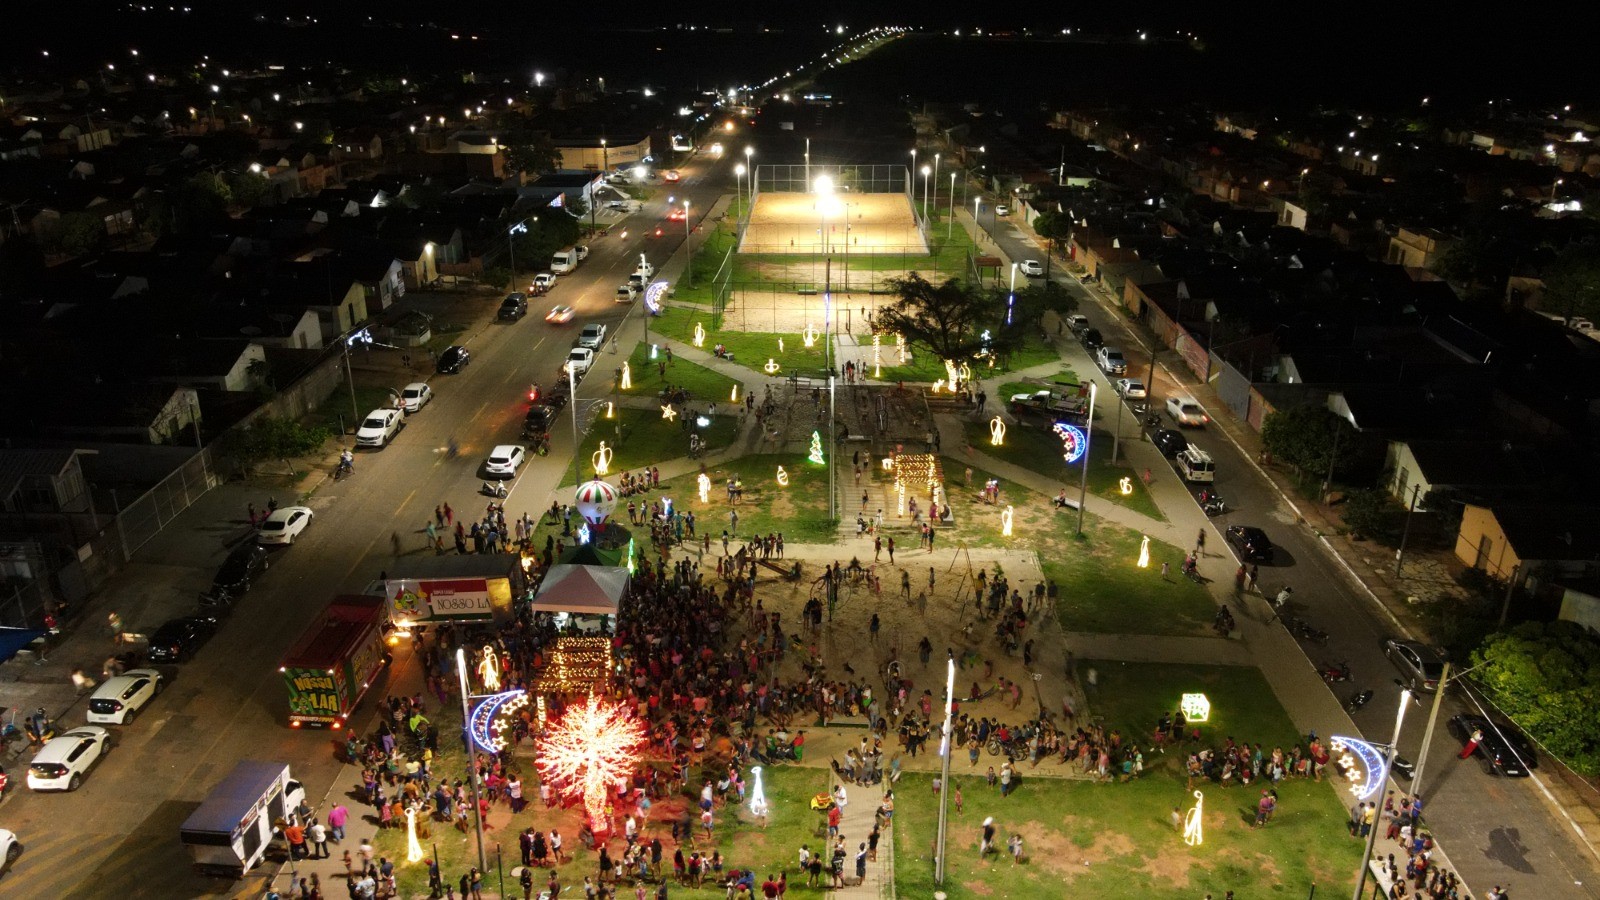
737 164 928 255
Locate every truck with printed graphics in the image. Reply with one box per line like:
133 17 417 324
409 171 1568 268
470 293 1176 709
381 554 524 632
278 595 390 728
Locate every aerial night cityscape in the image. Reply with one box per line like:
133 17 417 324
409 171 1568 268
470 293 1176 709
3 3 1600 899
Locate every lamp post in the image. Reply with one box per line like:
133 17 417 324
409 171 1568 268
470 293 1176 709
933 656 957 883
567 361 582 488
920 165 931 227
734 163 746 216
1076 382 1096 536
682 200 692 285
744 146 753 197
455 648 489 873
1006 262 1017 327
933 152 941 214
1352 689 1412 900
804 137 810 190
947 172 957 241
973 196 982 246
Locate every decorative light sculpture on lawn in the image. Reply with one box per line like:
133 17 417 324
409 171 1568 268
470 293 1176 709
405 804 425 863
693 322 706 347
1183 790 1205 846
1119 476 1133 495
661 404 678 421
592 441 613 475
1000 505 1014 537
808 431 825 465
989 417 1006 446
534 695 649 842
1138 534 1150 568
731 384 739 403
620 362 632 390
697 473 712 503
749 765 769 821
764 358 780 375
803 322 817 347
778 337 785 353
776 466 790 486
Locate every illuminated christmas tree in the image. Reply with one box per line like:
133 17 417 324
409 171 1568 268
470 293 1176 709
534 695 648 840
808 430 825 465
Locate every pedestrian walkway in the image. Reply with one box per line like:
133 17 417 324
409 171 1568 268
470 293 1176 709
828 773 894 898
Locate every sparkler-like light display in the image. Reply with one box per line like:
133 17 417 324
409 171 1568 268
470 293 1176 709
693 322 706 347
621 362 632 390
776 466 790 486
1138 535 1150 568
534 695 649 840
749 765 769 821
592 441 613 475
1183 790 1204 846
405 804 425 863
697 473 711 503
989 417 1006 446
1000 505 1014 537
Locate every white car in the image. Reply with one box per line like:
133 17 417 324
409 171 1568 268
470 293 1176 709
578 324 607 349
1114 378 1147 400
533 273 557 291
86 669 165 725
635 261 656 279
1019 259 1044 277
0 828 18 868
567 347 595 377
258 506 314 545
1096 346 1127 375
27 726 111 791
995 203 1010 217
1166 396 1210 427
485 445 527 477
400 383 432 413
615 284 639 303
546 305 576 324
355 408 405 448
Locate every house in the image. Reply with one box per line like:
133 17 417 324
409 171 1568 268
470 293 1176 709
552 135 651 172
1455 504 1600 582
1382 439 1548 510
1386 227 1454 272
140 339 267 393
0 449 94 515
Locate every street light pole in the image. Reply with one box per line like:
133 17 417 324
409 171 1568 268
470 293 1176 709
947 172 957 242
1076 382 1096 536
682 200 692 285
1395 483 1422 577
933 656 956 883
567 361 582 489
455 648 489 874
1408 662 1451 800
1352 689 1412 900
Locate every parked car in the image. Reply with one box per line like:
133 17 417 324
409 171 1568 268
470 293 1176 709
1151 429 1189 458
995 203 1010 216
26 726 111 791
1166 396 1210 427
1223 525 1274 562
1018 260 1044 277
1447 713 1536 777
566 347 595 377
146 616 219 663
523 406 553 437
1079 328 1103 352
436 345 470 374
1065 314 1090 335
498 293 528 320
210 542 271 595
532 273 557 292
257 506 314 545
1096 346 1127 375
0 828 18 868
86 669 165 725
355 408 405 448
1383 639 1446 694
485 445 527 478
1114 378 1147 400
615 285 639 303
399 382 432 413
578 324 608 349
545 305 575 324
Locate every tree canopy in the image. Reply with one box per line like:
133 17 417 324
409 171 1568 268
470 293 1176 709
1540 242 1600 324
1471 621 1600 776
1260 403 1360 481
876 273 997 363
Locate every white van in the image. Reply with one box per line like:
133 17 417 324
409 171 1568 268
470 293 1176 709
551 247 580 274
1177 447 1216 483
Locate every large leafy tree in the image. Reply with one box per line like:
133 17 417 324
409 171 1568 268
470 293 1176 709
1540 242 1600 323
1472 621 1600 776
494 114 561 177
1031 210 1074 277
1260 403 1360 481
217 416 330 476
876 273 995 364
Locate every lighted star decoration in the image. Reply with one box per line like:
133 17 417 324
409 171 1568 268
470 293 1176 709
477 644 502 692
693 322 706 347
808 431 825 464
534 695 649 840
1183 790 1204 846
1119 476 1133 495
764 358 780 375
592 441 613 475
661 403 678 421
989 417 1006 446
776 466 790 486
405 804 425 863
1138 534 1150 568
621 362 632 390
1000 505 1014 537
697 473 711 503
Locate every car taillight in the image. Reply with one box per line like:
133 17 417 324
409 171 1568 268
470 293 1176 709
110 701 123 712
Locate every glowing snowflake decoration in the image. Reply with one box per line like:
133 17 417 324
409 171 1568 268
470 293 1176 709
534 695 649 838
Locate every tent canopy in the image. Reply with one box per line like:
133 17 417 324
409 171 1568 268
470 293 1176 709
531 564 628 616
0 627 45 665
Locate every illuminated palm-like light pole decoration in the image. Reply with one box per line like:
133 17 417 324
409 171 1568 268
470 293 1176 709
1138 534 1151 568
592 441 614 476
534 695 649 843
989 417 1006 446
1000 505 1014 537
620 362 632 390
693 322 706 347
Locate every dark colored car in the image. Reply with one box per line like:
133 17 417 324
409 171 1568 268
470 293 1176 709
1079 328 1103 352
1447 713 1537 777
145 616 219 663
1224 525 1275 562
1383 638 1446 694
1152 429 1189 458
209 542 271 596
436 345 470 374
523 405 553 437
497 293 528 321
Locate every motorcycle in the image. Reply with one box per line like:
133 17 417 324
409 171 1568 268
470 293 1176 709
1320 661 1351 683
1202 496 1228 517
1293 619 1331 645
1344 689 1374 713
481 480 508 498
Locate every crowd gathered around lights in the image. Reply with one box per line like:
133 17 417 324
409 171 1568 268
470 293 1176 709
534 695 650 840
592 442 614 475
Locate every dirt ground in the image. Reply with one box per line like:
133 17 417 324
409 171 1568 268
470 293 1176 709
740 191 925 255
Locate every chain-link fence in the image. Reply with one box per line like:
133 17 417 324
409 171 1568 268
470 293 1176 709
754 163 910 196
111 449 217 561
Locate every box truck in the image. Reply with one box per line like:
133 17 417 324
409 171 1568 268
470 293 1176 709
551 247 581 274
279 595 389 728
180 760 306 877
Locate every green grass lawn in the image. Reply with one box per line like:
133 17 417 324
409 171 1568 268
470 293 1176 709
623 342 739 402
654 453 837 543
999 370 1081 399
561 405 740 486
961 418 1165 522
646 307 831 380
937 457 1212 636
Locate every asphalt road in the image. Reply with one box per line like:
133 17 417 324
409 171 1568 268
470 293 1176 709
981 212 1600 898
0 151 739 899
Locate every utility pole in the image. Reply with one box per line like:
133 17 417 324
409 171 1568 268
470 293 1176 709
455 648 489 874
1408 662 1451 799
1351 690 1411 900
1395 483 1422 576
1076 383 1097 536
1321 417 1343 500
